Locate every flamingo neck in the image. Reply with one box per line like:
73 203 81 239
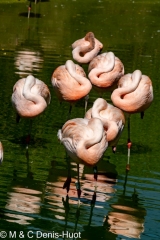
113 70 142 97
103 121 119 143
91 98 108 119
65 60 92 90
88 52 115 80
76 118 107 166
111 70 142 109
72 32 95 56
22 75 47 110
91 98 119 143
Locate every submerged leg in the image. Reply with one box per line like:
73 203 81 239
75 164 81 206
63 154 71 193
92 166 98 204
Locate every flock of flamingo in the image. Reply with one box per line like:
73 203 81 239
0 32 153 205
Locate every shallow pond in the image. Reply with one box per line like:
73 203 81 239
0 0 160 239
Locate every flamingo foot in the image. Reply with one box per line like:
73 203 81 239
63 177 71 193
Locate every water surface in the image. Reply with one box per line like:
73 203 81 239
0 0 160 239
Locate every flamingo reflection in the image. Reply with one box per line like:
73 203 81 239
4 150 43 225
104 171 146 239
15 49 44 78
44 160 117 234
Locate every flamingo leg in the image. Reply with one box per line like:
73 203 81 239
67 105 72 120
75 164 81 206
63 154 71 193
26 119 32 149
84 94 89 114
126 116 132 171
93 166 98 192
141 111 144 119
28 2 31 19
16 113 21 123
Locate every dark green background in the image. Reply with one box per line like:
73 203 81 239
0 1 159 239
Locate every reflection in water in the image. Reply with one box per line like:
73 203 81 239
4 150 43 225
15 6 44 78
44 160 117 235
14 47 43 78
104 171 146 239
19 1 42 18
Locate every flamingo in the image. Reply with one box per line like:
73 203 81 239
111 70 153 169
0 142 3 163
85 98 125 153
72 32 103 64
57 117 108 205
88 52 124 95
11 75 51 147
51 60 92 116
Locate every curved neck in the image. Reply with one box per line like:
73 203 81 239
65 60 92 88
111 70 142 109
113 70 142 97
91 98 108 119
88 52 115 79
85 118 105 148
76 118 107 166
22 75 47 109
91 98 119 142
76 32 95 55
103 121 119 143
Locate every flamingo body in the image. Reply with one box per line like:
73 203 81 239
85 98 125 149
72 32 103 64
58 118 108 166
88 52 124 92
12 75 51 118
51 60 92 103
111 70 153 114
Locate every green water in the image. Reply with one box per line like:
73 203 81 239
0 0 160 239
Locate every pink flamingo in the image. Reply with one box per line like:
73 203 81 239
0 142 3 163
58 117 108 205
51 60 92 115
88 52 124 95
72 32 103 64
85 98 125 153
12 75 51 147
111 70 153 169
